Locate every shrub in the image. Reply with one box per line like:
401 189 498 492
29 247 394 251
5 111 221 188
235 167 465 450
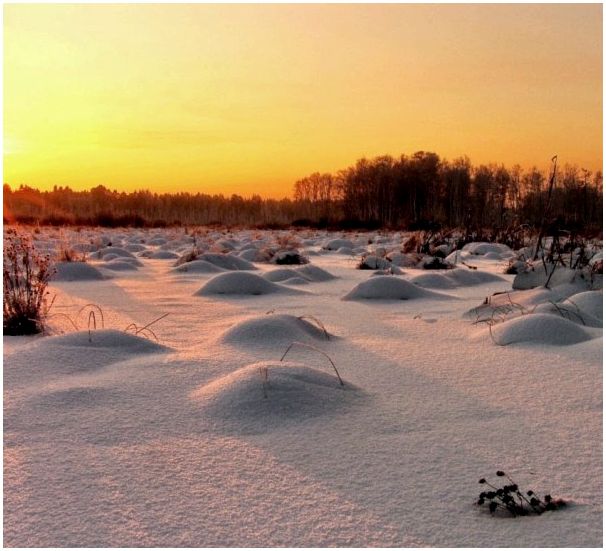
3 231 55 335
274 250 308 265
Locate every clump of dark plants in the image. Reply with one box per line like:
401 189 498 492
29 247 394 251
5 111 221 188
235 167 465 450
477 471 566 517
3 231 56 335
421 256 453 270
273 250 308 265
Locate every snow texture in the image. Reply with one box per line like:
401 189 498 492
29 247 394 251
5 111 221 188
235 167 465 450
4 229 602 547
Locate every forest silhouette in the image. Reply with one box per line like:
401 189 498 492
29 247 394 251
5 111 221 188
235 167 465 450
4 151 602 233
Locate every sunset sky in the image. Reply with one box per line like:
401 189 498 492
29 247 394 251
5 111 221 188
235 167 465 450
4 4 603 198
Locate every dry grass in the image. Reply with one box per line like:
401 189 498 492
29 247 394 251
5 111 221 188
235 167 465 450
297 315 330 340
124 313 169 342
280 341 344 386
3 231 55 335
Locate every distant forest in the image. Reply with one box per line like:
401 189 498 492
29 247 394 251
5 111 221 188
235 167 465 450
4 152 603 232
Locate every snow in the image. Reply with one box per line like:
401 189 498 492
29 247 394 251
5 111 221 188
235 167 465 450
221 314 331 347
323 238 355 250
190 360 358 431
295 263 337 281
462 242 513 257
52 261 107 281
171 259 226 274
102 259 140 271
263 267 304 282
48 328 171 352
4 228 603 547
195 271 306 296
343 275 452 301
147 250 179 259
563 290 603 321
489 313 594 346
197 252 257 271
92 246 137 259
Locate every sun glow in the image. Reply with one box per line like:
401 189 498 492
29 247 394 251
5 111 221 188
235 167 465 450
4 4 602 198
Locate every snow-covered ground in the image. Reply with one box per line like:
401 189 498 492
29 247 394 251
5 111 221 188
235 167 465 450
4 228 603 546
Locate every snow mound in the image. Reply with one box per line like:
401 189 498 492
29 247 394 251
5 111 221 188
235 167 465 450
448 268 506 285
563 290 603 321
408 272 457 289
295 264 337 281
462 242 513 257
343 276 449 301
323 238 354 251
46 329 171 353
148 250 179 260
195 272 304 296
197 253 257 271
191 361 358 428
490 313 593 346
387 252 421 268
124 243 147 253
263 268 302 282
93 246 136 259
237 248 261 262
358 255 391 270
147 237 167 246
52 261 107 282
409 268 506 289
532 290 604 328
221 314 330 346
171 260 226 274
101 260 139 271
281 276 309 285
512 261 590 290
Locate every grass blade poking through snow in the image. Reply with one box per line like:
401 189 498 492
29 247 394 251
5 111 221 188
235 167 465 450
297 315 330 340
87 311 97 343
280 342 344 386
258 364 269 399
124 313 169 342
77 304 105 329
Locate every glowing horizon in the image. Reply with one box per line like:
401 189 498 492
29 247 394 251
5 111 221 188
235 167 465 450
4 4 603 199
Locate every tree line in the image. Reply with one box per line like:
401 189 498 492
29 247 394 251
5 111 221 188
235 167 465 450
294 152 602 231
3 151 602 231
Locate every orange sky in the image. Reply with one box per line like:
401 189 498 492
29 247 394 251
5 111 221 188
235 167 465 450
3 4 603 198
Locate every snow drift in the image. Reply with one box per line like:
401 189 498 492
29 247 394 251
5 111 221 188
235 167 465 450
52 262 107 282
220 314 331 346
171 260 226 274
342 276 449 301
409 267 506 289
47 329 171 353
190 361 359 430
195 272 305 296
197 253 257 271
490 313 593 346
